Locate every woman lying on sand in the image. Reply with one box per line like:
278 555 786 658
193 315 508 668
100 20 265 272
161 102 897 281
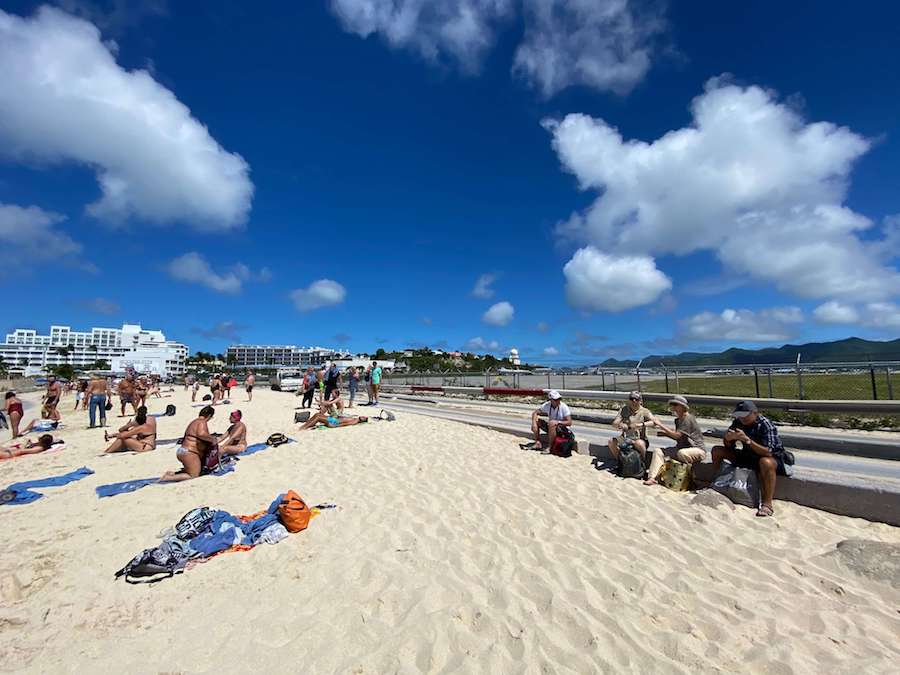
1 434 59 459
298 411 368 431
161 406 217 482
103 406 157 453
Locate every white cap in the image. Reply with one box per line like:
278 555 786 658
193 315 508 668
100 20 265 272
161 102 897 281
547 389 561 400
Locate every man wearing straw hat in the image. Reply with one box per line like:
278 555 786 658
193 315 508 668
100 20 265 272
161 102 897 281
644 394 706 485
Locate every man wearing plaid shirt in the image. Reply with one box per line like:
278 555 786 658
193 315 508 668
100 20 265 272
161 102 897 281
712 400 789 518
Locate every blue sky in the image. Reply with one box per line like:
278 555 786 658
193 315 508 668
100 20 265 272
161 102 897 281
1 1 899 364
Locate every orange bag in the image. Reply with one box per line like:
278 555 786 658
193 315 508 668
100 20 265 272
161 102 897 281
278 490 311 533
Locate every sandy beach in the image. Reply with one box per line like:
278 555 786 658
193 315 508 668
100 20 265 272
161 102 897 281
2 386 899 674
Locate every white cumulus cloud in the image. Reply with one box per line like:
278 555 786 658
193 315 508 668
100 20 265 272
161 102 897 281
166 253 269 294
472 272 497 299
482 300 515 326
465 336 500 351
679 307 804 343
563 246 671 312
0 202 93 273
814 301 900 329
813 301 860 324
328 0 661 95
290 279 347 312
328 0 513 72
514 0 663 97
542 346 559 356
545 77 900 302
0 6 253 229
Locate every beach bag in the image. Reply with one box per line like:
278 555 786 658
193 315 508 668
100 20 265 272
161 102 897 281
203 445 223 474
550 426 575 458
202 394 212 401
711 464 760 508
105 401 113 411
278 490 311 533
175 506 216 539
656 458 692 491
165 404 176 416
114 540 189 584
616 441 644 479
266 433 289 447
294 411 311 423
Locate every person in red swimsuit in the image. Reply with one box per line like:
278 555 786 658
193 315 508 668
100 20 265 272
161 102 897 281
4 391 24 438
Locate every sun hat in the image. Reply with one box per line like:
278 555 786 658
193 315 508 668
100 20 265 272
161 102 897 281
628 391 642 401
547 390 562 400
668 395 689 408
731 400 758 418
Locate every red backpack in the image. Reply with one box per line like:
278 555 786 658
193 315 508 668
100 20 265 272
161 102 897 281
550 427 576 458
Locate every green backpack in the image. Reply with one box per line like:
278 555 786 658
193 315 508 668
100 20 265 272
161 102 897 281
617 442 644 479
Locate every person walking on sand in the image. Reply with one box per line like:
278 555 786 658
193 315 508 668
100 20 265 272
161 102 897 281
245 370 255 402
4 391 24 438
161 406 217 482
43 375 62 422
103 406 157 453
347 366 359 408
218 409 247 456
87 371 109 428
369 361 383 406
118 373 137 417
191 377 200 402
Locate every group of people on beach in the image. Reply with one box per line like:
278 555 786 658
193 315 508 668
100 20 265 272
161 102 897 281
186 371 255 404
528 389 789 517
298 361 382 409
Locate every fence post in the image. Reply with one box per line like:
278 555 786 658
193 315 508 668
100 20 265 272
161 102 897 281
601 371 606 390
795 354 804 400
547 372 551 389
887 367 894 400
664 368 669 393
674 370 680 393
562 372 566 390
869 363 878 400
612 372 617 392
767 369 774 398
754 368 760 398
635 359 643 393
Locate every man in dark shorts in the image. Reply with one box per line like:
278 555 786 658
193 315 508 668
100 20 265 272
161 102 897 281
323 362 341 401
711 400 790 518
118 374 137 417
245 370 255 402
43 375 62 421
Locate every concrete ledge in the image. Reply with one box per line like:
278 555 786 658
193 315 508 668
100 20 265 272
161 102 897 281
384 398 900 528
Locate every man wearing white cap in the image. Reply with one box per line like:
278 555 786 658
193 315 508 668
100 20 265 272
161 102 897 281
644 395 706 485
528 390 572 451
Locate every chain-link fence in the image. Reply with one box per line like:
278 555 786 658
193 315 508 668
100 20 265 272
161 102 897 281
386 361 898 401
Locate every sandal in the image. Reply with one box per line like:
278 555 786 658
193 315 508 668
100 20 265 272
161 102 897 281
756 504 774 517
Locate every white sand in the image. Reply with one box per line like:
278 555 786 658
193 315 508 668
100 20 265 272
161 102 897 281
2 387 899 673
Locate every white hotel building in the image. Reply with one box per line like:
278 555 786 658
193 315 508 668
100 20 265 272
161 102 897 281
227 344 347 368
0 324 188 378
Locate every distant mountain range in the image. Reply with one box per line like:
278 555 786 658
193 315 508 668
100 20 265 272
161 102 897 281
597 337 900 368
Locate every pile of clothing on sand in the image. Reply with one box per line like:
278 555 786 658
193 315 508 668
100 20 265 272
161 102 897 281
115 491 334 583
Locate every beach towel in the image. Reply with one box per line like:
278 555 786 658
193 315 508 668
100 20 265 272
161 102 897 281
237 438 296 457
1 466 94 506
95 462 236 499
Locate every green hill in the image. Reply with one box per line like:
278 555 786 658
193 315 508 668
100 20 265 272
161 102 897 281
598 337 900 368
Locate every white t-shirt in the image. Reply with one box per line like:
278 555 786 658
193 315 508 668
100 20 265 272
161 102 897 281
539 401 571 421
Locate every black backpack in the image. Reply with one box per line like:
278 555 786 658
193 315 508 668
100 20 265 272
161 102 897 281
114 540 189 584
617 442 645 479
165 404 176 416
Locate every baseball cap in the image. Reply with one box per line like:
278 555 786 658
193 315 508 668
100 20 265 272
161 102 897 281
668 395 689 408
731 400 758 418
547 390 562 400
628 391 642 401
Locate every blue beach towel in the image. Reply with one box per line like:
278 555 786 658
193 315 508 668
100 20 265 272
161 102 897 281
95 462 236 499
2 466 95 506
238 438 295 457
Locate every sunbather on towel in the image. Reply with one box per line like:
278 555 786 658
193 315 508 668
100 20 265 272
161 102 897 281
161 406 217 482
1 434 58 459
218 410 247 456
320 387 344 417
103 406 158 453
298 412 368 431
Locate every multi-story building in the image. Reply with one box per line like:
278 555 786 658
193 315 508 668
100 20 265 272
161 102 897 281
227 344 347 368
0 324 188 377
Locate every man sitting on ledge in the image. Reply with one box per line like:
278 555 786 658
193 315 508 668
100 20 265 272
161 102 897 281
526 390 572 451
607 391 653 464
711 400 789 518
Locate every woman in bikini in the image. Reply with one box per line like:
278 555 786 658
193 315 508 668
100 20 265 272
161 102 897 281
298 411 368 431
218 409 248 456
103 405 157 453
161 405 217 482
5 391 24 438
1 434 58 459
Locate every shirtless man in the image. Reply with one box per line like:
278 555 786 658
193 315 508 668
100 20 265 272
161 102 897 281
43 376 62 422
245 371 256 402
118 374 137 417
134 376 149 409
161 406 216 482
1 434 58 459
191 378 200 402
218 409 248 456
298 411 368 431
87 371 110 428
103 406 157 453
